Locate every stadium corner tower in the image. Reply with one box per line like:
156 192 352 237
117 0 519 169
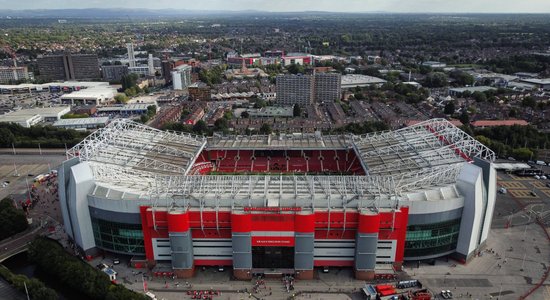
59 118 496 280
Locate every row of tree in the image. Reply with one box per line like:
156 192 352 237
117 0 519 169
0 123 89 148
0 198 28 241
0 265 57 300
467 125 550 160
28 238 148 300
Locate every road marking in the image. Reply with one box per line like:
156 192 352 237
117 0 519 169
499 181 527 189
508 190 539 199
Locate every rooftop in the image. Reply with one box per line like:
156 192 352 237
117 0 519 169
470 119 529 127
448 86 496 93
341 74 387 86
1 106 70 118
53 117 110 126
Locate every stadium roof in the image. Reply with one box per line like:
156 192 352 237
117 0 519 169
68 118 495 210
68 119 207 176
207 133 352 150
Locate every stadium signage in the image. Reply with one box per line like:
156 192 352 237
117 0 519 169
244 207 302 212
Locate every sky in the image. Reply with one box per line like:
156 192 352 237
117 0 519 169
1 0 550 13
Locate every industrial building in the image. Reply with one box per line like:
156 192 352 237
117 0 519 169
341 74 387 89
0 106 71 127
37 53 100 81
60 84 117 105
53 117 109 130
59 119 496 280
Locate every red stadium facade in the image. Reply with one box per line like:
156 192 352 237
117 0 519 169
140 206 409 279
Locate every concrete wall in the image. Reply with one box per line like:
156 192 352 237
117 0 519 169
67 162 96 252
58 158 79 241
455 164 483 260
475 158 497 245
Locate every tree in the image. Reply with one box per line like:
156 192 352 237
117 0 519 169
114 94 129 104
241 111 250 118
444 102 455 115
424 72 448 88
253 99 267 109
0 198 29 240
459 111 470 125
472 91 487 102
450 70 475 86
121 73 139 90
214 118 229 132
259 123 272 135
286 63 305 75
0 128 15 147
521 96 536 109
192 120 208 135
293 104 302 117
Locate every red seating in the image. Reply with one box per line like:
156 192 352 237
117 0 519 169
191 149 365 175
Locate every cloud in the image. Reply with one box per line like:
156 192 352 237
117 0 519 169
0 0 549 13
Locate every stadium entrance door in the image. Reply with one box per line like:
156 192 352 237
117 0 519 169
252 246 294 269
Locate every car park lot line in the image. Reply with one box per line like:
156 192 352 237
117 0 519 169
508 189 539 199
498 181 527 189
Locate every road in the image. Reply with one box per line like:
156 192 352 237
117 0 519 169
0 226 44 263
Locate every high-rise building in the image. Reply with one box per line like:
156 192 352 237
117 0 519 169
127 43 136 68
314 73 341 104
161 60 176 83
275 74 313 107
276 72 341 107
0 66 30 83
148 54 155 76
101 65 129 82
171 65 192 91
37 53 99 81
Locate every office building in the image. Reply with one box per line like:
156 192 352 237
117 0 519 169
38 53 100 81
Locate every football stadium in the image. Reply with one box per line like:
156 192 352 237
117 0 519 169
58 118 496 280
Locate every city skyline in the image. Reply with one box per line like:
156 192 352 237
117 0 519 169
1 0 550 13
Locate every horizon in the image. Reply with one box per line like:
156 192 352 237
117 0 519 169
1 0 550 14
